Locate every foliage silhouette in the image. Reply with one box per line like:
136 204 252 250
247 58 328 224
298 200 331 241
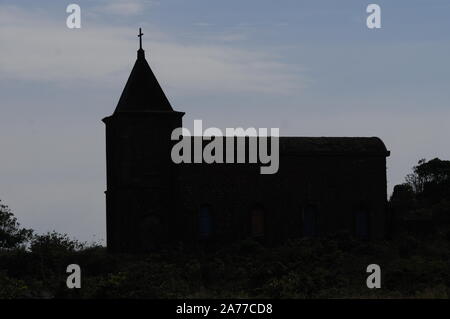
0 201 33 250
1 159 450 298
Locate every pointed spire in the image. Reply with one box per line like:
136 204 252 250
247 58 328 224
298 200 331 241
113 28 174 114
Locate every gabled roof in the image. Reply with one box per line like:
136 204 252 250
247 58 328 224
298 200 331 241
279 137 389 156
182 136 389 157
114 49 173 113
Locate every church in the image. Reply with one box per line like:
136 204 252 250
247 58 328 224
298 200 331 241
102 30 390 252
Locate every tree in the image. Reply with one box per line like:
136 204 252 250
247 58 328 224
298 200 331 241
399 158 450 222
405 158 450 194
0 200 33 250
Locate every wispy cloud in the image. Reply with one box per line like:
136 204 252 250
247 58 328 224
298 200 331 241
193 22 213 27
0 5 307 95
97 0 156 16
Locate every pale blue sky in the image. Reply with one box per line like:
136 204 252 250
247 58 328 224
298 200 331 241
1 1 449 242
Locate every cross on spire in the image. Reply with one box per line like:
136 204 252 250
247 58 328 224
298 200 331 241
138 28 144 50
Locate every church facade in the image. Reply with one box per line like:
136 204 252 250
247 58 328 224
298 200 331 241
103 39 390 253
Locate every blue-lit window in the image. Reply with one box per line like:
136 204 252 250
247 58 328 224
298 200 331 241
198 206 213 238
303 204 317 237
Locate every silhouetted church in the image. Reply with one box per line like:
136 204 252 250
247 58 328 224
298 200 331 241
103 31 390 252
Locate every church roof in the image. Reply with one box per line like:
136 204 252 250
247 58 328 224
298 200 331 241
114 47 173 114
184 136 389 157
280 137 389 156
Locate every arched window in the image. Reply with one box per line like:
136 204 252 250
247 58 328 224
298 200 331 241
355 209 369 240
302 204 317 237
198 205 213 239
250 206 265 237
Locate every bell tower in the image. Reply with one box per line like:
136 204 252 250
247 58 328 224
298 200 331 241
103 29 184 252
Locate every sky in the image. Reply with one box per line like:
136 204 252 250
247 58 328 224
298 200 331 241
1 0 450 243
